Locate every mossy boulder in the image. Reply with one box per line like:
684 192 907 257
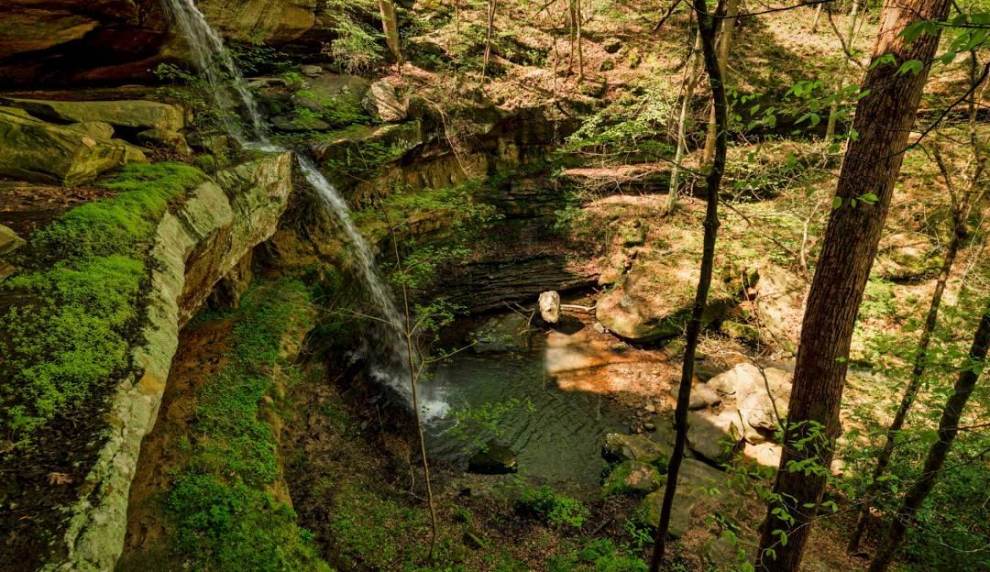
0 106 146 186
603 461 664 496
602 433 672 467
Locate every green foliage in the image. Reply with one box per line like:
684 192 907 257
516 486 590 529
547 539 647 572
167 474 330 572
165 280 327 570
561 79 676 163
325 0 385 73
0 163 205 439
294 86 369 128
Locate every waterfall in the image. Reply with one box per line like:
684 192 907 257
162 0 446 416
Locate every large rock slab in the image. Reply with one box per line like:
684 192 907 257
602 433 673 467
198 0 318 44
45 152 294 571
0 107 146 186
640 458 726 537
1 98 185 132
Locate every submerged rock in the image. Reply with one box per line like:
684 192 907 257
468 440 518 474
470 312 532 353
0 107 146 186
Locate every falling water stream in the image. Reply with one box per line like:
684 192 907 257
161 0 440 412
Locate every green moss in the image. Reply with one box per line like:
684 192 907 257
548 539 647 572
33 162 206 260
165 280 328 571
167 474 330 572
0 163 206 438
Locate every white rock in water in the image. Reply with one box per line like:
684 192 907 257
539 290 561 324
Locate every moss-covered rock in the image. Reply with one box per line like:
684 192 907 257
0 107 146 186
602 460 663 496
1 98 185 132
638 458 726 537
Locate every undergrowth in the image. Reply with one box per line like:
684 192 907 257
164 279 329 571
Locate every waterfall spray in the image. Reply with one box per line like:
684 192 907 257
162 0 445 415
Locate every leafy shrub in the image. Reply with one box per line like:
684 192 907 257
325 0 385 73
516 486 589 529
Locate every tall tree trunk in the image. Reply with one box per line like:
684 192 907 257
754 0 951 569
667 32 704 213
701 0 737 166
847 212 965 552
868 302 990 572
378 0 403 64
825 0 861 142
482 0 497 81
648 0 728 569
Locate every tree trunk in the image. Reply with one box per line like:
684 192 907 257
754 0 951 569
847 214 964 552
378 0 403 64
482 0 497 81
867 302 990 572
825 0 861 142
701 0 738 165
666 32 704 213
648 0 728 568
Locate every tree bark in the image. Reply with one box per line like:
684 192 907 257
868 302 990 572
754 0 951 569
701 0 737 166
378 0 403 64
575 0 585 82
648 0 728 568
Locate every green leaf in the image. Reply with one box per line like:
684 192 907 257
896 59 924 76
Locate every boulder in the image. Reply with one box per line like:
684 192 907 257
687 410 744 464
468 440 518 474
363 79 408 123
197 0 318 44
671 383 722 410
743 442 782 468
312 122 423 166
300 64 324 78
539 290 561 324
640 458 725 537
1 99 185 132
602 433 672 467
0 223 24 256
595 238 747 342
603 461 663 496
0 107 146 186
